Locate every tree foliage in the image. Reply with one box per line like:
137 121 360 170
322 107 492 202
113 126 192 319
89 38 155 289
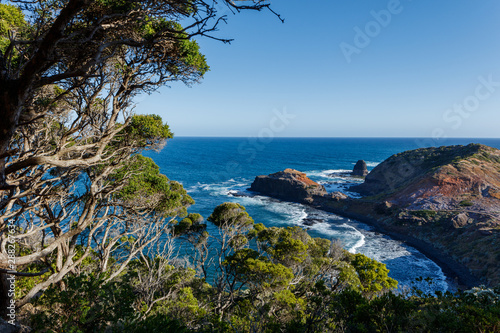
110 154 194 215
351 252 398 298
207 202 254 229
0 4 25 55
126 114 174 149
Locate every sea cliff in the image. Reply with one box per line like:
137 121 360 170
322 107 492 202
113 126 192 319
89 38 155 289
249 144 500 288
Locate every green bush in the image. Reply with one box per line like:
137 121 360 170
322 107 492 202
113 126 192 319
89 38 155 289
411 210 437 219
460 200 474 207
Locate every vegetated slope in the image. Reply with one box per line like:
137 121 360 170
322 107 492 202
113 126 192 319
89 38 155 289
353 144 500 286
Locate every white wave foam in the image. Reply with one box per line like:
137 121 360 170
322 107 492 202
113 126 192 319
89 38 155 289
308 209 342 221
340 223 366 253
349 223 450 293
299 218 366 255
305 169 351 178
266 201 308 224
232 195 309 226
350 161 380 168
304 215 450 293
356 232 411 261
185 178 252 197
233 195 267 207
306 222 341 237
321 183 346 193
302 214 449 292
319 182 363 199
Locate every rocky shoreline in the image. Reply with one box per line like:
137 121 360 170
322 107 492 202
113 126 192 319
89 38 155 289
308 198 481 289
248 144 500 289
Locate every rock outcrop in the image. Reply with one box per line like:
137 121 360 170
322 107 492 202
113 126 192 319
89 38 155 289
351 160 369 177
249 168 327 204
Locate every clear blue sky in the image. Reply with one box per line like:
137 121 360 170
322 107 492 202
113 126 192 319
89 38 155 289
135 0 500 138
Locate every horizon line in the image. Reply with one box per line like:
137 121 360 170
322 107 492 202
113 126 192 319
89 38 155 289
173 136 500 139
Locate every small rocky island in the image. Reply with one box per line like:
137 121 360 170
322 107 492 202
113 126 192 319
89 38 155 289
249 169 327 204
249 144 500 288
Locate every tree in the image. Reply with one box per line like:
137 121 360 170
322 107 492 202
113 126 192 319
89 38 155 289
351 253 398 298
0 0 279 317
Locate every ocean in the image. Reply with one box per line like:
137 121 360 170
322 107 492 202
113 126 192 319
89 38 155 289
143 137 500 294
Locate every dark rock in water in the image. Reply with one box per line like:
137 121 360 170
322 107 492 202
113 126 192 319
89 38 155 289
302 218 323 226
227 190 250 197
328 171 351 178
351 160 369 177
249 168 327 204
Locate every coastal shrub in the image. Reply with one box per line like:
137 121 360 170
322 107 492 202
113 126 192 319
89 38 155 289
23 203 500 333
408 289 500 332
350 253 398 298
410 210 437 219
460 200 474 207
207 202 254 229
31 273 137 332
25 251 500 333
329 290 417 332
470 151 497 163
126 315 188 333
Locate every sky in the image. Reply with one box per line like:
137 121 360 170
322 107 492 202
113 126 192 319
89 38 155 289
135 0 500 138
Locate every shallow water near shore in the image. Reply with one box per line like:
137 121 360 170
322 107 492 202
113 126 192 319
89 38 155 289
144 137 500 293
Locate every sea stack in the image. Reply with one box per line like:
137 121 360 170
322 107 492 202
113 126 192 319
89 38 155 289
351 160 369 177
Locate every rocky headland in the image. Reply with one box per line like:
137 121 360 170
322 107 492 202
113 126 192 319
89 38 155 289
249 144 500 288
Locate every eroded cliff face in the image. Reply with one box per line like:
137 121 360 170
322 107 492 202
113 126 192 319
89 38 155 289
249 168 327 204
354 144 499 193
351 144 500 220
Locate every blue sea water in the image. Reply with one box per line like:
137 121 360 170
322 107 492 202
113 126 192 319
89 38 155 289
143 137 500 294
